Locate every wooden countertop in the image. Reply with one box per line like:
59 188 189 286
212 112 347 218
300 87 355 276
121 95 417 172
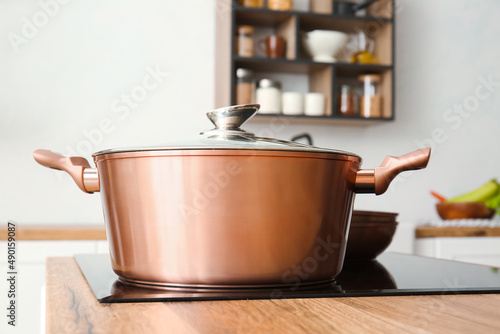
416 226 500 238
4 224 500 241
46 257 500 333
0 224 106 240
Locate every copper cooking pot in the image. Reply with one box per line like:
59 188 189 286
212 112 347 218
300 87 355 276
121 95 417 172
33 104 430 290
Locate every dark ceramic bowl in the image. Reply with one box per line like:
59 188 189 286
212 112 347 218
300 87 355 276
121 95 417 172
344 210 398 262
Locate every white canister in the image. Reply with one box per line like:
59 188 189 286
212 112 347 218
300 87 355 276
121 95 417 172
304 92 325 116
256 79 282 114
282 92 304 115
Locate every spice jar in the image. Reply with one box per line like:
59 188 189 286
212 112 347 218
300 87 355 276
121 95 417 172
268 0 293 11
240 0 264 8
359 74 382 118
256 78 282 114
236 68 254 105
337 84 357 116
236 25 255 57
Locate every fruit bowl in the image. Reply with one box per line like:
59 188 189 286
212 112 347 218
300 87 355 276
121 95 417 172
436 202 496 220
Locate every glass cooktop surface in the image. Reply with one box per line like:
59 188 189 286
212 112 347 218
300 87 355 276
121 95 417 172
75 253 500 303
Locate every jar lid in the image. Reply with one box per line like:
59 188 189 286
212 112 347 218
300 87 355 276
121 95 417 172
340 84 352 92
93 104 360 161
237 25 254 35
257 78 281 89
236 68 253 78
358 74 381 83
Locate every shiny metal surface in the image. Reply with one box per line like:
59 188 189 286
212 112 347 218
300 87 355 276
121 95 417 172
206 104 259 131
96 151 359 287
118 277 337 291
93 104 361 158
33 147 430 287
353 169 375 193
354 147 431 195
373 147 431 195
83 168 100 192
33 149 96 193
93 144 360 159
202 104 258 140
33 146 429 287
33 105 431 288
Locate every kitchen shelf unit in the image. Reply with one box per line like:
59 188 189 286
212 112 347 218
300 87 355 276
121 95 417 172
229 0 395 126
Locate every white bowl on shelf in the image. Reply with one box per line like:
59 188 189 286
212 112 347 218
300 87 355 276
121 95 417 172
303 30 349 63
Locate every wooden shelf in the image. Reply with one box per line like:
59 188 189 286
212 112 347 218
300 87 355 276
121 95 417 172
235 56 392 74
251 113 393 126
235 7 294 27
235 57 330 73
299 12 392 32
234 6 393 25
0 224 106 240
416 226 500 238
336 63 392 76
226 0 395 124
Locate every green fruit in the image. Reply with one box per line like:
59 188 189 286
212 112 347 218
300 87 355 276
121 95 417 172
484 191 500 209
449 179 500 203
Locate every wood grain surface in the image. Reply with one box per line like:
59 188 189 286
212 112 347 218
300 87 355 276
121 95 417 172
0 224 106 240
4 224 498 241
416 226 500 238
46 257 500 334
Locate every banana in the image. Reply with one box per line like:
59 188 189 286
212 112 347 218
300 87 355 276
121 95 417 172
448 179 500 203
484 191 500 209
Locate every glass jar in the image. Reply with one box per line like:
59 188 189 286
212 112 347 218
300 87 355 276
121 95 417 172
337 84 357 116
350 31 377 64
236 25 255 57
236 68 254 105
240 0 264 8
268 0 293 11
359 74 382 118
256 79 282 114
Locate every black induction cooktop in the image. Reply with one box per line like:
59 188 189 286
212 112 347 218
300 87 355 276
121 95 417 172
75 253 500 303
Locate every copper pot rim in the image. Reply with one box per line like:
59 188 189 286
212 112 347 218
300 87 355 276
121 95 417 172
93 148 363 162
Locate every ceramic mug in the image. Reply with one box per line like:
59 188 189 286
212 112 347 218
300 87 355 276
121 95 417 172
259 35 286 58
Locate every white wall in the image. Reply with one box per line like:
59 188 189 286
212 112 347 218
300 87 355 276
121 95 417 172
0 0 216 223
1 0 500 225
247 0 500 224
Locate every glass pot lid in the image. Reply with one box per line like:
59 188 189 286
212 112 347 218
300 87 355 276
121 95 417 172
93 104 360 159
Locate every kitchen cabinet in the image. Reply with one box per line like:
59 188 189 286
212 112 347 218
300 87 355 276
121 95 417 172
218 0 395 125
46 257 500 333
415 226 500 267
0 225 108 334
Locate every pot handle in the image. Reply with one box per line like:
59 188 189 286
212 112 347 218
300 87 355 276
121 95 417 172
355 148 431 195
33 149 99 193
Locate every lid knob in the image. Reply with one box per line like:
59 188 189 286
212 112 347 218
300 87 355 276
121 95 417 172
206 104 259 131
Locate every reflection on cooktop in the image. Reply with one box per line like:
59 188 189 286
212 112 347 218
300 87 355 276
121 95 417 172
75 253 500 303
